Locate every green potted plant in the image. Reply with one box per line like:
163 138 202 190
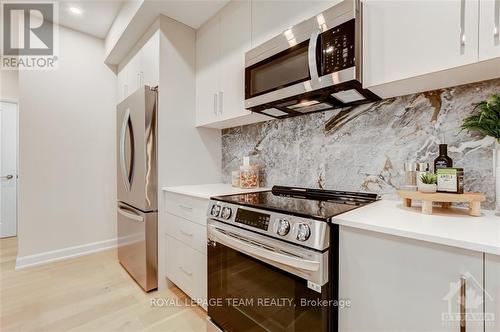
418 173 437 193
460 94 500 215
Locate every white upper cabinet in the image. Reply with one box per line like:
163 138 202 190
126 53 142 95
479 0 500 61
195 13 221 126
117 67 128 104
218 0 252 122
195 0 340 128
116 32 160 104
140 31 160 88
363 0 480 88
195 0 271 128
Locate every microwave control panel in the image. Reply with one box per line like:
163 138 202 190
320 19 356 75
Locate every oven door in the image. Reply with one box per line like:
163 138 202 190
207 220 330 332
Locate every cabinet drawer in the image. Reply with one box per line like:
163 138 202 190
165 213 207 254
164 192 208 225
165 235 207 306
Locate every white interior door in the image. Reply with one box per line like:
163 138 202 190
0 101 18 238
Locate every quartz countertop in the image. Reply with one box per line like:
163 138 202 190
332 199 500 255
161 183 270 200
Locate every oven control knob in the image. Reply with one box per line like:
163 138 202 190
276 219 290 236
296 224 311 242
221 207 232 220
210 204 221 217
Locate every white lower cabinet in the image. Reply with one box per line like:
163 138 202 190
164 192 208 224
165 234 207 307
165 213 207 254
162 192 209 310
339 226 484 332
485 253 500 332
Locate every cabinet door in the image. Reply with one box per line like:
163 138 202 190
126 53 142 96
165 234 207 307
363 0 479 87
485 253 500 332
116 67 127 103
218 0 252 121
339 226 484 332
140 32 159 88
250 0 340 48
195 14 221 126
479 0 500 61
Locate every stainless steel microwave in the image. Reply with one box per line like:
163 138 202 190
244 0 379 119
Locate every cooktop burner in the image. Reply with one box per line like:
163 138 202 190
212 186 379 222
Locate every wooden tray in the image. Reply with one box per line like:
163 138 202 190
397 190 486 216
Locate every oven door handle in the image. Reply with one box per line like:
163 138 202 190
209 225 320 272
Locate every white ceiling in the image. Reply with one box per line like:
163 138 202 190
55 0 124 39
104 0 230 65
150 0 229 29
50 0 228 40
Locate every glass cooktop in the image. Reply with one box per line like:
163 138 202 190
212 186 379 222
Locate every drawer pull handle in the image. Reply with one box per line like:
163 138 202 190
179 230 194 237
178 205 193 212
178 266 193 276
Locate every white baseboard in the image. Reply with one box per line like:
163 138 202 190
15 238 118 270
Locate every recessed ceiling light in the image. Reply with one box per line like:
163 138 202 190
69 6 82 15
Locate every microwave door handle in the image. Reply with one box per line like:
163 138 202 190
308 30 321 87
209 225 320 272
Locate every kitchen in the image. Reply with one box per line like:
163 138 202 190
0 0 499 331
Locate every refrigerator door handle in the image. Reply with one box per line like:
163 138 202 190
118 206 144 222
119 108 133 191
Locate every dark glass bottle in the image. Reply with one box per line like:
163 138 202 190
434 144 453 172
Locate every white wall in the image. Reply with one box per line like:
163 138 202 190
17 25 116 263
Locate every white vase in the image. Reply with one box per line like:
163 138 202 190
495 140 500 216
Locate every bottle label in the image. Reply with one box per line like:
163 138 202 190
435 161 448 169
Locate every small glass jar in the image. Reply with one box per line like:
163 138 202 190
231 171 240 187
404 162 417 190
240 165 259 189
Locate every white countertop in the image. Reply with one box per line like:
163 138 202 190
333 200 500 255
161 183 270 200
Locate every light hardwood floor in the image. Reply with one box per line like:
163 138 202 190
0 237 211 332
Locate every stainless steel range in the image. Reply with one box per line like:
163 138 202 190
206 186 378 332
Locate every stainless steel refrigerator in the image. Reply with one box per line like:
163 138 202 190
116 86 158 292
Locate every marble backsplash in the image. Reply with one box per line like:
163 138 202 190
222 78 500 209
